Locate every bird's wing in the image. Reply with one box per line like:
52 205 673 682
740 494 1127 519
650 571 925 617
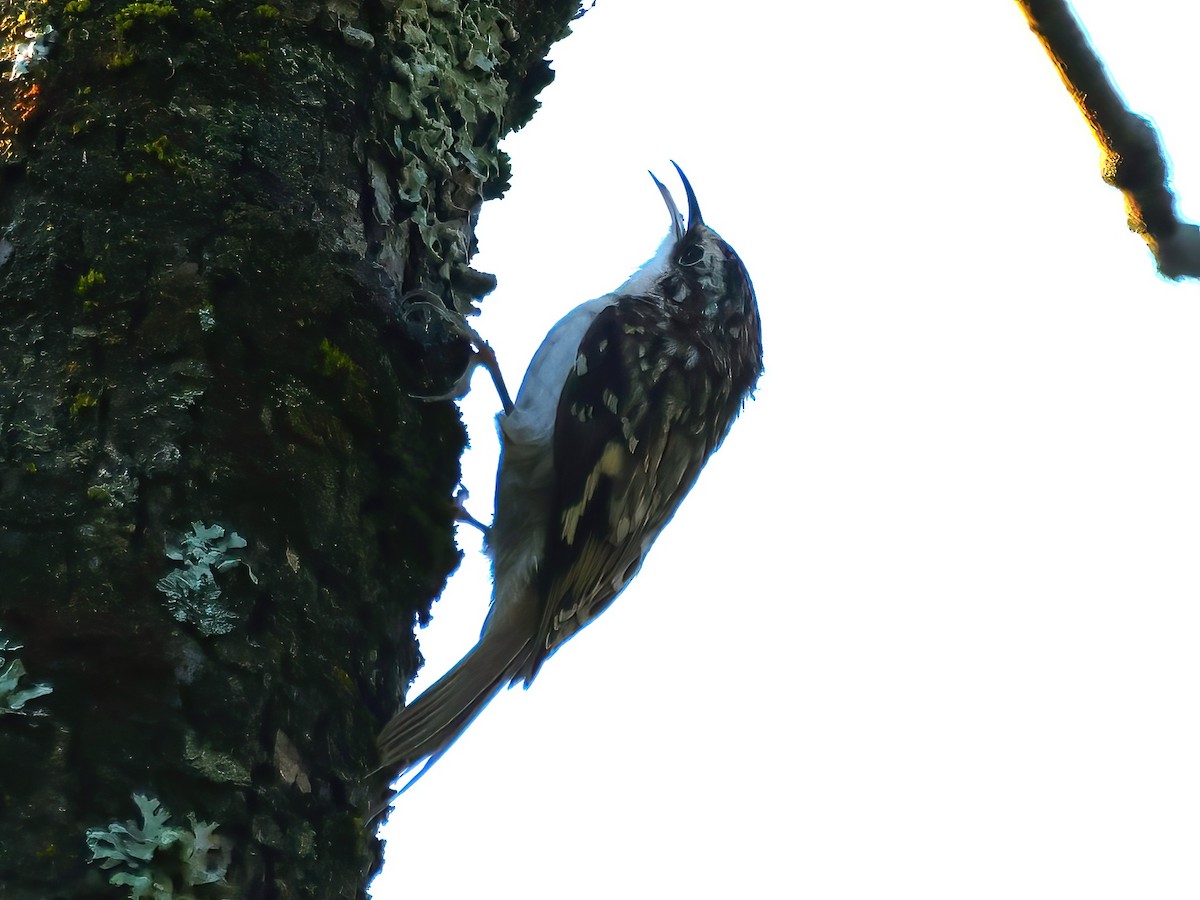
514 298 725 684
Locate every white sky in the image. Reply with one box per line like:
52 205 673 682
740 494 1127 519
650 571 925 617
374 2 1200 897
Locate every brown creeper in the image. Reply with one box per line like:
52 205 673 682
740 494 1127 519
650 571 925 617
378 163 763 783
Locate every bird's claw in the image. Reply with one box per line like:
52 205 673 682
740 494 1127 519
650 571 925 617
409 364 477 404
404 297 514 413
451 486 490 537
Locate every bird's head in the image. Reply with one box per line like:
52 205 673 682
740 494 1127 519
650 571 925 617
613 163 761 392
622 164 758 336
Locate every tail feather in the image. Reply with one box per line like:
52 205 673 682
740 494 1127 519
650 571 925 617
376 625 531 783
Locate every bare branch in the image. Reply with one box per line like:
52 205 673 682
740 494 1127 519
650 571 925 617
1018 0 1200 279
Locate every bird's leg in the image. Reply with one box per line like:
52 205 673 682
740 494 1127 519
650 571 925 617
468 337 514 415
404 293 514 414
452 486 490 538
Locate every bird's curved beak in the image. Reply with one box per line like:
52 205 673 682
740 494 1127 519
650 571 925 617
651 162 704 241
671 161 704 234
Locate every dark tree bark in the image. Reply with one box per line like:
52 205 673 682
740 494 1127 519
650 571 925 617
0 0 578 896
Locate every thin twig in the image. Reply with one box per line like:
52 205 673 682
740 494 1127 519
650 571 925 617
1017 0 1200 279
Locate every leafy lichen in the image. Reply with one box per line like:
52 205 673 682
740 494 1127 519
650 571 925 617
371 1 514 313
0 627 53 715
85 793 230 899
8 23 56 81
155 522 256 636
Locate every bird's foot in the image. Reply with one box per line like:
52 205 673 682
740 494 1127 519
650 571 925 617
451 486 490 538
404 293 514 413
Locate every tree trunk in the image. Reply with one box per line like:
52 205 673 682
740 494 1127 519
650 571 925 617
0 0 577 895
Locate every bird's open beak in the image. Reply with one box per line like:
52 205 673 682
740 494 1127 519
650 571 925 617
651 162 704 241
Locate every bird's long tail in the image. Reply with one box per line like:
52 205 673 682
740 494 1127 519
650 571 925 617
376 623 531 787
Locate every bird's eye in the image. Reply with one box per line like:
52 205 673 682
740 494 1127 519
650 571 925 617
678 245 704 267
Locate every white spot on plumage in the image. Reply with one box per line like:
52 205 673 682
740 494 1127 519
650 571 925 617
614 515 632 543
560 442 625 544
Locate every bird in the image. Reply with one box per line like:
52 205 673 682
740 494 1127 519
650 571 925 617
377 162 763 788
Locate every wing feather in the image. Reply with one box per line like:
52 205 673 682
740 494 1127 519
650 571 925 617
512 299 722 684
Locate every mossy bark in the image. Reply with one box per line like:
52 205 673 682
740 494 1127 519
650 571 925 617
0 0 577 896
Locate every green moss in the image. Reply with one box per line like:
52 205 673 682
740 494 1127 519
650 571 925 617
114 1 175 32
191 7 212 21
86 485 112 502
64 0 91 13
319 339 366 389
25 463 36 474
236 51 263 65
70 393 98 416
109 50 136 69
140 135 190 176
254 4 277 17
143 135 171 161
75 269 106 295
332 666 354 692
